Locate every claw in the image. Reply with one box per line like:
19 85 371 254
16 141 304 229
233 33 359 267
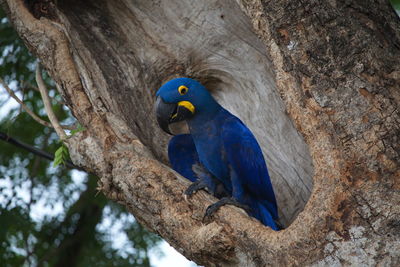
183 193 189 203
203 202 221 223
184 180 208 198
202 197 250 223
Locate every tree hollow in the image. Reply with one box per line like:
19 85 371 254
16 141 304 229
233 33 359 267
57 0 314 226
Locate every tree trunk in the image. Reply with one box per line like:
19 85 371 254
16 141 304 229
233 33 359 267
2 0 399 265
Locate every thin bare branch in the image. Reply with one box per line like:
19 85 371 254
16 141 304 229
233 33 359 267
20 80 66 105
0 77 74 131
36 64 68 140
0 77 55 128
0 131 85 171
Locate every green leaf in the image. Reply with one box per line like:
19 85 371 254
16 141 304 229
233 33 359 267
390 0 400 10
69 124 86 136
53 157 63 167
54 147 63 157
53 143 70 167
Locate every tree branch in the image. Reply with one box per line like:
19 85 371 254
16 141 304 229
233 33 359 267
0 77 74 130
1 77 55 128
0 131 84 171
21 81 66 105
35 64 68 140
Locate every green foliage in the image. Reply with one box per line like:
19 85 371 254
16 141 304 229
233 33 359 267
53 124 85 167
391 0 400 11
0 6 162 267
53 125 86 167
53 142 69 167
69 124 86 136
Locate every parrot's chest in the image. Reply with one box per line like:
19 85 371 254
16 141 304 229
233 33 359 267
190 122 230 183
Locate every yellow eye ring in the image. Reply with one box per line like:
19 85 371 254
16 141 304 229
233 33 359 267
178 85 188 95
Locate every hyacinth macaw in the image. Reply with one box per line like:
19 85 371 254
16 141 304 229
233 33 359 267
155 77 279 230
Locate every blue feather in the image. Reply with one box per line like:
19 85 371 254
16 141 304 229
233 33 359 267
157 78 279 230
168 134 228 197
168 134 198 182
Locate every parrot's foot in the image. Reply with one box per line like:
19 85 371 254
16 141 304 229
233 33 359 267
275 220 284 230
203 197 250 223
184 180 210 200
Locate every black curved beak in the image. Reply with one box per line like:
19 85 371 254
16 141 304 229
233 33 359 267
155 96 194 135
155 96 175 135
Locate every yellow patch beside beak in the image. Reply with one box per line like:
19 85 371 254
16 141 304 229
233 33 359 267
178 101 195 114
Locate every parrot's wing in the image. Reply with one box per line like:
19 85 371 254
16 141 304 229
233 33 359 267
168 134 226 196
221 118 278 220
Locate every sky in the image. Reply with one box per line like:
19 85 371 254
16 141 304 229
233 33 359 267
151 242 195 267
0 85 195 267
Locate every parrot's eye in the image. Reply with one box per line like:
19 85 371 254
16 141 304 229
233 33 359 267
178 85 188 95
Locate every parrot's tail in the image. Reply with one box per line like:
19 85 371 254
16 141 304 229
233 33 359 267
256 202 279 231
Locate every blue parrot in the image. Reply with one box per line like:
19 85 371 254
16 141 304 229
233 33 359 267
155 77 279 230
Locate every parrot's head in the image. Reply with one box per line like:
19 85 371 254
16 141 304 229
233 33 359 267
155 77 217 135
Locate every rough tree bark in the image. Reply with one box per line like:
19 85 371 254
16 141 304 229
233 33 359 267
2 0 399 266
